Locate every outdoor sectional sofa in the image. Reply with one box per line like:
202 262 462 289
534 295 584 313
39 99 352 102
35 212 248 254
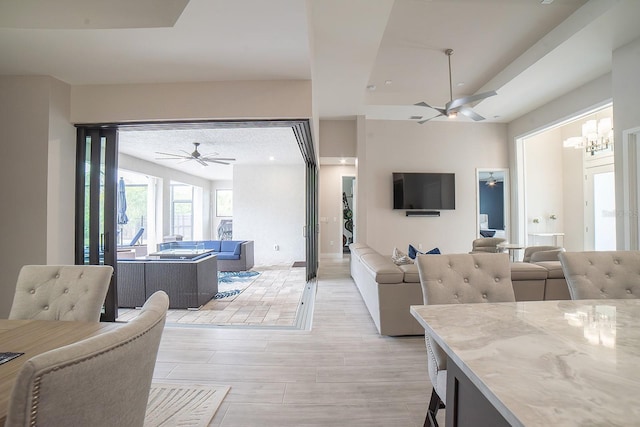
158 240 254 272
349 242 571 336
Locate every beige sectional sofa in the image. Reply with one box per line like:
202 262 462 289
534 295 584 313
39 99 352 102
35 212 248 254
349 242 570 336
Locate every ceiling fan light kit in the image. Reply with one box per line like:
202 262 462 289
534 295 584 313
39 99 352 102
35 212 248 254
414 48 497 123
155 142 236 166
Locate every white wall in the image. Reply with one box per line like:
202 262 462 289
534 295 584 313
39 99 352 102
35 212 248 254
357 120 508 255
523 129 565 242
319 165 356 257
319 120 356 157
560 132 585 251
71 80 312 123
47 78 75 265
233 164 306 265
613 37 640 248
0 76 72 317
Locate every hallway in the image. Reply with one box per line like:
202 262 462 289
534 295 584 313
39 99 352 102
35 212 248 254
153 256 432 426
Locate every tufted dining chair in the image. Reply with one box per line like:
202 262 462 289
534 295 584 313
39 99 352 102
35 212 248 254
4 291 169 427
559 251 640 300
9 265 113 322
416 253 516 427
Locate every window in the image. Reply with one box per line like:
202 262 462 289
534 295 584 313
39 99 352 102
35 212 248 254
171 182 194 240
216 189 233 217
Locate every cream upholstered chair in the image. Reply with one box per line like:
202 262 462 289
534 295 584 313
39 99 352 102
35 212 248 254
559 251 640 300
416 253 516 427
4 291 169 427
469 237 506 254
9 265 113 322
522 245 564 263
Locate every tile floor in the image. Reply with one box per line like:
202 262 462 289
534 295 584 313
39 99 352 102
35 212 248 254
153 256 440 426
118 264 306 326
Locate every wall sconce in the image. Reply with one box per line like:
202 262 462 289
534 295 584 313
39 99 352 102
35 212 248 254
563 117 613 156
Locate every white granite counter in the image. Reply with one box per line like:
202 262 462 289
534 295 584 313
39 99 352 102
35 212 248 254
410 299 640 426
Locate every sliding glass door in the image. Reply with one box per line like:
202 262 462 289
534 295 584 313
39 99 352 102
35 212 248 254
75 127 119 321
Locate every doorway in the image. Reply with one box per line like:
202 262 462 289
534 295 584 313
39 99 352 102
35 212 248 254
342 176 355 253
476 168 509 239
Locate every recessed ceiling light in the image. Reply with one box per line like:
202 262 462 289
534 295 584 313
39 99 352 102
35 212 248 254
366 84 376 91
269 156 275 161
456 82 465 87
385 80 392 85
540 0 554 4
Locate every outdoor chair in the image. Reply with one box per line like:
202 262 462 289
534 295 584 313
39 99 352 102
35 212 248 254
4 291 169 427
9 265 113 322
416 253 516 427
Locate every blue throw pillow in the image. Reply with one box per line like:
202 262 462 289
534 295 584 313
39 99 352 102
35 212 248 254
408 244 441 259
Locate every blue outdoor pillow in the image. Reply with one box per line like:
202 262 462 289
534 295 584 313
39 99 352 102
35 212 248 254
408 244 441 259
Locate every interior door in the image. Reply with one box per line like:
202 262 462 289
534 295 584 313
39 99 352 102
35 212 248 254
585 163 616 250
75 127 119 321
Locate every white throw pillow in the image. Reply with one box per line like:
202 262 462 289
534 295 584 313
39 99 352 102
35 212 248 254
391 247 413 265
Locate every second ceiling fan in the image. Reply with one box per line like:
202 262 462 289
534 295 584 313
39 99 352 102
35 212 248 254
414 49 497 123
155 142 236 166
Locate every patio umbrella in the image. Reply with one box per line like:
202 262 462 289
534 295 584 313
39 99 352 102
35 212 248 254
117 177 128 244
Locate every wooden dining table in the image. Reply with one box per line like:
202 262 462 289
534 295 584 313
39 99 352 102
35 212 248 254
0 319 120 424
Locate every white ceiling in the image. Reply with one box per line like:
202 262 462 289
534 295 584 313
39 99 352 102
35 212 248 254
1 0 639 178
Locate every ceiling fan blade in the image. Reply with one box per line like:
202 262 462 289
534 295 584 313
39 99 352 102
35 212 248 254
155 152 187 158
415 101 432 108
458 106 486 121
210 160 232 165
195 158 209 167
446 90 497 111
203 157 235 162
415 102 448 116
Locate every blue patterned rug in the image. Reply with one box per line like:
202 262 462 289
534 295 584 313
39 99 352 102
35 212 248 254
211 271 260 301
218 270 260 283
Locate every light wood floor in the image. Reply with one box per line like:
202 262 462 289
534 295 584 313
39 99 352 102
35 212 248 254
153 256 439 426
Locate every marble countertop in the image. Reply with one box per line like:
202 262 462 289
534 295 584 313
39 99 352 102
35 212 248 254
410 299 640 426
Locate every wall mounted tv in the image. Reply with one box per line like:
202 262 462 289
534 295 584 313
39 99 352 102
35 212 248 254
393 172 456 210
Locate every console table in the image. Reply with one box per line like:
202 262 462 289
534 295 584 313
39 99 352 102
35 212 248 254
528 232 564 246
410 300 640 426
117 253 217 309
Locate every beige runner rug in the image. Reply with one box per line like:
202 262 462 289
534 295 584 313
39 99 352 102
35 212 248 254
145 383 230 427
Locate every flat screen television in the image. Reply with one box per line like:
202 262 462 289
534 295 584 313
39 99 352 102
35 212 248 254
393 172 456 210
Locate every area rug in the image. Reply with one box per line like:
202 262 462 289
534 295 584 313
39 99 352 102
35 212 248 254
145 383 230 427
204 270 261 304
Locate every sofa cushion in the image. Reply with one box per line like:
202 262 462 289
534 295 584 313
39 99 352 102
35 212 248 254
217 253 241 260
510 262 548 280
351 246 377 259
391 248 413 265
535 260 564 278
360 253 404 284
408 244 441 259
399 263 420 283
204 241 221 251
221 240 241 254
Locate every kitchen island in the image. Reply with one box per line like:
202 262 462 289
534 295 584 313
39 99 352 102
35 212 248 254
410 299 640 426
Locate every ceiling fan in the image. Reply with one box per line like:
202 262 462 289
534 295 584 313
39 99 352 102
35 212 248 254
155 142 235 166
485 172 498 186
414 49 497 123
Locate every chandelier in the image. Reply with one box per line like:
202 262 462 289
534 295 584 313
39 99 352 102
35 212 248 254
563 117 613 156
